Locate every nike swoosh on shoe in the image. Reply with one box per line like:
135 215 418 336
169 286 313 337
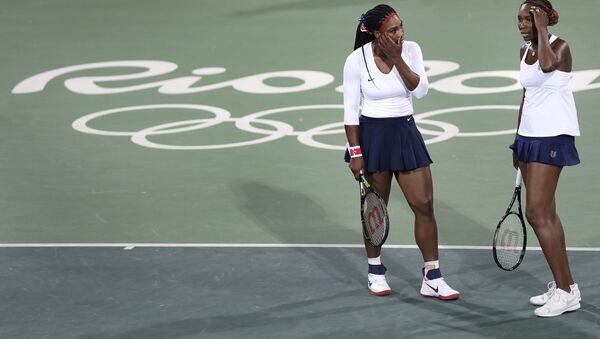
425 282 438 293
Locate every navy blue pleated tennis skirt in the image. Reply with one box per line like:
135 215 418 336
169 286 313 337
509 134 580 167
344 115 432 172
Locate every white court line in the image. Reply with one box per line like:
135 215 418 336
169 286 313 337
0 243 599 251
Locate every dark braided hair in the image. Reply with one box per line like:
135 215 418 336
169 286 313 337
522 0 559 26
353 4 397 50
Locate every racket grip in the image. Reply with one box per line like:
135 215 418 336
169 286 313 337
359 175 370 189
515 168 523 187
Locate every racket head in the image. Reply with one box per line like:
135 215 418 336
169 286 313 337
493 210 527 271
359 176 390 247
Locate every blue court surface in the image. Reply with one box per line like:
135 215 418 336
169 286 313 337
1 0 599 338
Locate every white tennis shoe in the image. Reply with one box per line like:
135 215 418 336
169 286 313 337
534 287 580 317
530 281 581 306
368 273 392 296
420 276 460 300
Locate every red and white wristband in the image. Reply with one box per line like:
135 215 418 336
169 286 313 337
347 145 362 158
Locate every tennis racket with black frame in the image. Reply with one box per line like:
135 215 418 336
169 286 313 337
359 174 390 247
493 168 527 271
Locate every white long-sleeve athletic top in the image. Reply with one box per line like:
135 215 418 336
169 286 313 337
343 40 428 125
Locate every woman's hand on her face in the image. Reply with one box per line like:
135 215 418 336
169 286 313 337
378 33 403 62
349 157 364 181
529 6 549 29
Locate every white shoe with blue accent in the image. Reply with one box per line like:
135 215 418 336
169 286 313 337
367 264 391 296
420 268 460 300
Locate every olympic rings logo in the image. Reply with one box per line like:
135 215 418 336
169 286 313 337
15 59 596 150
72 104 519 150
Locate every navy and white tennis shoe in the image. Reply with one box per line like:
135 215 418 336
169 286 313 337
420 268 460 300
367 264 392 296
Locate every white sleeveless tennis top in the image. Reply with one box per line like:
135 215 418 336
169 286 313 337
518 35 580 137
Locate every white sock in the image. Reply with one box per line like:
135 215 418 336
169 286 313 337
368 256 382 266
424 260 439 276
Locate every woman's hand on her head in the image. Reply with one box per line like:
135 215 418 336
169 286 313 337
529 6 549 30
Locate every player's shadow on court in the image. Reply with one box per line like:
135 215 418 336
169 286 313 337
432 199 493 246
234 181 356 244
233 181 422 288
232 181 371 284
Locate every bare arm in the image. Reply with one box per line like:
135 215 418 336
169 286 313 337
517 44 527 131
530 6 572 73
512 89 525 169
517 89 525 136
513 46 527 168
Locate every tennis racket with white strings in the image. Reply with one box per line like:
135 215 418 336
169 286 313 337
492 168 527 271
359 174 390 247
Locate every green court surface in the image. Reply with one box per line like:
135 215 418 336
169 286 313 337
1 0 599 338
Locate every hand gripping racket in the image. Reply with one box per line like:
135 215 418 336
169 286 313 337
493 168 527 271
359 175 390 247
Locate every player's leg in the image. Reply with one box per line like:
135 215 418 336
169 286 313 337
364 170 393 295
521 162 573 289
520 161 580 316
395 166 437 259
395 166 459 300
